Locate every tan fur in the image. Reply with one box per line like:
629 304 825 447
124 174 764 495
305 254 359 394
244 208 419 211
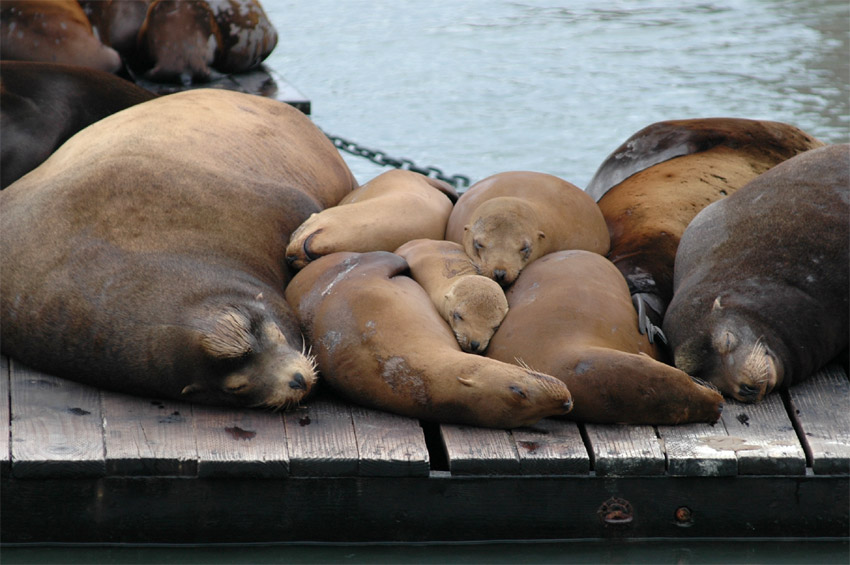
395 239 508 354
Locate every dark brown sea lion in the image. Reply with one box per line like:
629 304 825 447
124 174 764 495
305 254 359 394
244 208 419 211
80 0 152 56
445 171 610 287
585 118 824 342
663 144 849 403
0 61 157 189
284 251 574 429
0 0 122 72
206 0 278 74
0 89 357 408
486 250 724 425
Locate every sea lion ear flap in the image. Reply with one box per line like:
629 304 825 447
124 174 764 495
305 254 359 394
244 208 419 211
712 296 723 312
200 308 256 359
181 383 206 396
537 230 545 241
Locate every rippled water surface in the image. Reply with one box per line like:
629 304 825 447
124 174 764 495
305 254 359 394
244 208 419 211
264 0 849 187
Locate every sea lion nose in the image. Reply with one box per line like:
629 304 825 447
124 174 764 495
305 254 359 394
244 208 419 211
493 269 506 283
470 340 481 352
289 372 307 390
738 384 761 401
562 399 574 413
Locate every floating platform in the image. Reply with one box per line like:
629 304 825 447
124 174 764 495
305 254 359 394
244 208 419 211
2 355 847 544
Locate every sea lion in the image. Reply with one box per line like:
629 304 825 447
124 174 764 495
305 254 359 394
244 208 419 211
663 144 849 403
0 0 122 73
80 0 152 56
284 251 574 429
395 239 508 354
0 89 357 408
486 250 724 425
286 169 457 270
0 61 157 189
585 118 824 341
206 0 278 74
444 171 609 287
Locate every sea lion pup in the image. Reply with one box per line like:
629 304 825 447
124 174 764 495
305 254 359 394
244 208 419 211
663 144 849 403
286 169 457 270
284 251 573 429
585 118 824 342
0 0 122 73
486 250 724 425
444 171 609 287
1 89 357 409
395 239 508 354
0 61 157 189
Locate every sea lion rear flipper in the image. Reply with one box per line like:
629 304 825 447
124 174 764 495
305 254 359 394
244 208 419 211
633 293 667 345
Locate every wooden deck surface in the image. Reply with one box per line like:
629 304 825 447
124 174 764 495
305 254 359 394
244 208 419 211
2 355 847 544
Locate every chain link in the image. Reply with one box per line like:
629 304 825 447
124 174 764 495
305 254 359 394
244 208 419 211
324 132 471 190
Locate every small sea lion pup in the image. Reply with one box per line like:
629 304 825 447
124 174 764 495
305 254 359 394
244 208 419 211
444 171 609 287
0 0 122 73
395 239 508 354
1 89 357 409
0 61 157 189
585 118 824 343
284 251 573 429
663 144 849 403
486 250 723 425
286 169 457 270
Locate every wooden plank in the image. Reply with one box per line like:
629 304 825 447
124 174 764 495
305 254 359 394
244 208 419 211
583 424 665 476
194 405 289 478
9 362 105 478
721 391 806 475
282 393 359 476
657 422 737 477
786 365 850 475
102 391 197 477
0 356 10 476
511 418 590 475
350 406 430 477
440 425 520 475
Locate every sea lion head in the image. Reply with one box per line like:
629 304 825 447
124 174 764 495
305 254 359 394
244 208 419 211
182 306 318 409
443 275 509 354
463 197 544 287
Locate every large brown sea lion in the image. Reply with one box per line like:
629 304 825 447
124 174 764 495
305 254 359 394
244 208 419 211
585 118 824 341
286 169 457 270
663 144 849 403
395 239 508 354
486 250 724 425
445 171 609 287
0 61 157 189
284 251 574 429
0 89 357 409
0 0 122 72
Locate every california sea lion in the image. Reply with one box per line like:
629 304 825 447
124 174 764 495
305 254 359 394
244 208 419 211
0 61 156 189
663 144 849 403
0 0 122 72
486 250 724 425
0 89 357 408
284 251 573 429
206 0 278 74
395 239 508 354
81 0 152 56
286 169 457 270
444 171 609 287
585 118 824 341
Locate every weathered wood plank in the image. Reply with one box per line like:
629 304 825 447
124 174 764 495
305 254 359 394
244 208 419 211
721 391 805 475
350 406 430 477
657 422 737 477
193 405 289 478
583 424 665 476
102 391 197 477
9 362 105 478
440 425 520 475
282 393 358 476
0 356 10 476
787 365 850 475
511 419 590 475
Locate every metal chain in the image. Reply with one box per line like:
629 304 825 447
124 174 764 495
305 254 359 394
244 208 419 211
324 132 471 190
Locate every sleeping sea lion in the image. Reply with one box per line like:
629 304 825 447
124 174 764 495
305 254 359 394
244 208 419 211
286 169 457 270
663 143 849 403
284 251 574 429
486 250 724 425
445 171 609 287
0 89 357 408
394 239 508 354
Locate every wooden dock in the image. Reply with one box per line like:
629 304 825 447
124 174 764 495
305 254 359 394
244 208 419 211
2 354 847 544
